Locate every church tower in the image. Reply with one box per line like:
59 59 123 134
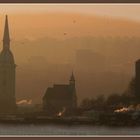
0 15 16 113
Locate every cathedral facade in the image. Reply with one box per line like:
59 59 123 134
0 15 16 113
43 73 77 116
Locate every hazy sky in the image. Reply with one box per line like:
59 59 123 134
0 4 140 21
0 4 140 40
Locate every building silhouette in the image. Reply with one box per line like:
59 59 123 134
43 73 77 116
0 15 16 113
135 59 140 99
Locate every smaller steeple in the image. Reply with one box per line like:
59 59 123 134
3 15 10 50
70 72 75 81
69 71 75 86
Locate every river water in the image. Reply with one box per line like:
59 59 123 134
0 124 139 136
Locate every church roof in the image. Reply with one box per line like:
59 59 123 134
43 84 73 100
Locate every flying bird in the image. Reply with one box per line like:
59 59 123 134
73 20 76 23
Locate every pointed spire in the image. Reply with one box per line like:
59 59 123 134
3 15 10 50
70 71 75 81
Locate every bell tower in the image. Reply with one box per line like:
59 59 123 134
69 72 77 109
0 15 16 113
69 72 75 87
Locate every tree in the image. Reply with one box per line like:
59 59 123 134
106 93 122 110
80 98 92 110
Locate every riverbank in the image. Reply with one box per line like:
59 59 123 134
0 111 139 127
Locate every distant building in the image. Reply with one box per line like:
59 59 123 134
43 73 77 116
0 15 16 113
76 49 106 73
135 59 140 99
